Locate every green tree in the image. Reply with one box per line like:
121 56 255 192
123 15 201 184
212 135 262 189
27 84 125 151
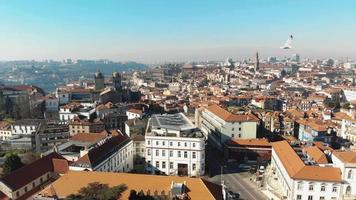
2 153 24 176
66 182 127 200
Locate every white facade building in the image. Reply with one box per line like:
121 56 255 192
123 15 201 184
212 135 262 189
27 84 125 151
332 152 356 200
59 103 96 122
270 141 342 200
198 104 258 148
145 113 206 177
11 119 44 135
69 134 134 172
0 122 12 141
126 108 143 120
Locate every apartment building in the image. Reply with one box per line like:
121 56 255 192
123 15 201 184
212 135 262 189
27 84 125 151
270 141 342 200
68 117 105 136
69 133 133 172
199 104 259 149
145 113 206 177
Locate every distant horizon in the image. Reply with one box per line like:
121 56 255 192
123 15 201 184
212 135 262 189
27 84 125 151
1 0 356 63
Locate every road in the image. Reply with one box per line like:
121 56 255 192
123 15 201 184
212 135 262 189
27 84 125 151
205 145 267 200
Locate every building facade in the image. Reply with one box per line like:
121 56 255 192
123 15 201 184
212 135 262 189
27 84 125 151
145 113 206 177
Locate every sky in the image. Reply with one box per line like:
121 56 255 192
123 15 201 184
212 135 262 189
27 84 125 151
0 0 355 63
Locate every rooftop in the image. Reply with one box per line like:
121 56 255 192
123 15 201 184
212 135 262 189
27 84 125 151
151 113 195 131
272 141 341 182
38 171 222 200
205 104 259 122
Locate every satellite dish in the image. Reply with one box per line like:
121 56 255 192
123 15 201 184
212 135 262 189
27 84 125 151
280 35 293 49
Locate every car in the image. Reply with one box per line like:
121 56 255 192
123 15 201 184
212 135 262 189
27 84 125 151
227 191 240 199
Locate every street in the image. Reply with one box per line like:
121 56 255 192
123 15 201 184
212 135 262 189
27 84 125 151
205 145 268 200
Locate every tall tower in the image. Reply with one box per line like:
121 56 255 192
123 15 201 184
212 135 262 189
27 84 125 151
112 72 122 91
94 70 105 90
255 51 260 72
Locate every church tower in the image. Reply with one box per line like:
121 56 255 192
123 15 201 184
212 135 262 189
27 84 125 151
94 70 105 90
255 51 260 72
112 72 122 91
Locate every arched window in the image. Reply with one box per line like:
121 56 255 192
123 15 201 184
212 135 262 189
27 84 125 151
346 186 351 195
348 170 352 179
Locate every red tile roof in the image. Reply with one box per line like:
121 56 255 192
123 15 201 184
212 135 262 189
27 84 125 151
73 134 129 168
205 104 259 122
0 152 67 191
272 141 341 182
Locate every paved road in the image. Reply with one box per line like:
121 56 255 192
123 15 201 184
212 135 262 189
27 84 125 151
208 169 267 200
205 145 268 199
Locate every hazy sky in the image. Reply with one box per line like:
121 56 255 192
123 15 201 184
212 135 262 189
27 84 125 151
0 0 355 63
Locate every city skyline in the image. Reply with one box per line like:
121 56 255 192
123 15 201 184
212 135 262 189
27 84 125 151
0 0 355 63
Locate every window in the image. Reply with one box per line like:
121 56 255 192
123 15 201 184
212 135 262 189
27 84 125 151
162 141 165 146
296 195 302 200
178 142 180 146
147 149 151 156
169 151 173 157
297 183 303 190
162 161 166 168
40 178 43 183
156 150 159 156
170 162 174 169
238 134 241 138
320 185 325 192
178 151 181 157
156 141 159 146
332 187 337 192
162 150 166 157
192 164 196 170
348 170 352 179
232 128 234 131
184 142 187 147
192 152 196 159
147 140 150 145
24 187 27 192
170 141 173 146
309 184 314 191
192 143 196 147
308 195 313 200
319 197 325 200
156 161 159 168
184 151 188 158
232 134 234 138
16 192 19 197
239 127 241 131
32 182 35 188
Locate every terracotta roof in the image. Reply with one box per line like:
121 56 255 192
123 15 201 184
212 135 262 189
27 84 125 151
52 159 69 174
72 134 129 168
0 121 11 130
205 104 259 122
38 171 222 200
227 138 271 147
127 108 143 115
333 151 356 164
0 152 67 191
70 132 108 143
272 141 341 182
304 146 329 164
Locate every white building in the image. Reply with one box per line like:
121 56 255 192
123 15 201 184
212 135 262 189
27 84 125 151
59 102 96 122
126 108 144 120
145 113 206 177
11 119 44 135
0 122 12 140
332 151 356 200
69 134 134 172
270 141 342 200
198 104 259 149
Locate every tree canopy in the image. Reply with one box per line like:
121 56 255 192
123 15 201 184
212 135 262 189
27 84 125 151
2 153 24 176
66 182 127 200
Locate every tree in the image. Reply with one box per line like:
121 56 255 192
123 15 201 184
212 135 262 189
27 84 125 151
66 182 127 200
2 153 24 176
